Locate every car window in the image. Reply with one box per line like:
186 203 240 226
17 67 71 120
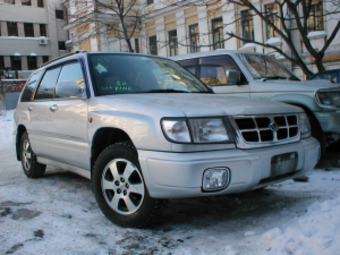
89 55 210 95
312 72 337 83
198 56 246 86
55 62 85 98
177 59 198 75
34 67 61 100
21 69 44 102
238 53 300 81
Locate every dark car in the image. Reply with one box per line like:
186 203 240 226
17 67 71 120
309 69 340 83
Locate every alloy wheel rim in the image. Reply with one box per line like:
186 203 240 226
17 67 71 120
101 158 145 215
22 139 32 171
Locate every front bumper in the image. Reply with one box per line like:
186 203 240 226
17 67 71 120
314 110 340 134
138 137 320 199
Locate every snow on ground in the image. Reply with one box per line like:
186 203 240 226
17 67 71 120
1 110 340 255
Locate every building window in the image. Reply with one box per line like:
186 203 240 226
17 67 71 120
265 4 279 39
212 18 224 50
22 0 31 5
241 10 254 41
56 10 64 19
40 24 47 37
135 38 140 53
37 0 44 7
168 30 178 56
42 56 49 63
27 56 37 70
147 0 153 5
307 1 324 32
24 23 34 37
7 22 18 36
189 24 200 53
5 0 15 4
58 41 66 50
149 36 157 55
10 56 22 70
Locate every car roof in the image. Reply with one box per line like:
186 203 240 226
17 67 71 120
170 50 265 61
39 51 170 70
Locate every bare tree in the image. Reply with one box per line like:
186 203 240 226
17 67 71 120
66 0 142 52
225 0 340 77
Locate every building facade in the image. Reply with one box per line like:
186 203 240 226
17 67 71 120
63 0 340 80
0 0 69 78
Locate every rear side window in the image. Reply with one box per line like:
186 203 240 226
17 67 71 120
21 70 44 102
55 62 85 98
312 72 337 83
177 59 198 75
199 56 247 85
35 67 61 100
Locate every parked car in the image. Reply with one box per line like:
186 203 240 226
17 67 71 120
171 51 340 154
14 51 320 228
309 69 340 83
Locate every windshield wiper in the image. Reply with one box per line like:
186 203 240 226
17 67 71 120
264 76 289 80
137 89 191 93
289 75 301 81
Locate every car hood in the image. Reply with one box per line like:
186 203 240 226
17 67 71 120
250 79 340 92
98 93 303 117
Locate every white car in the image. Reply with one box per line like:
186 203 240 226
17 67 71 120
171 50 340 154
14 51 320 227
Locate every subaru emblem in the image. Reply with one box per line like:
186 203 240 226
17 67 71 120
270 122 279 132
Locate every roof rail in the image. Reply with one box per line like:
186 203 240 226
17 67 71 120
40 50 87 68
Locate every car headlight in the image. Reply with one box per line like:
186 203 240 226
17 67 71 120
161 118 231 143
188 118 230 143
316 90 340 108
298 113 311 138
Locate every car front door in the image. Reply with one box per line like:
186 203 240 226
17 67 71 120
45 60 89 170
197 56 250 97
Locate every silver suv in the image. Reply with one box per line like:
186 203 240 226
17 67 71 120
14 51 320 227
171 50 340 154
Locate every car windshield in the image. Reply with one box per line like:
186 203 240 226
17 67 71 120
238 54 300 81
89 54 211 95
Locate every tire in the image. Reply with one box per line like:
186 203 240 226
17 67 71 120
20 131 46 178
93 142 166 228
308 115 327 156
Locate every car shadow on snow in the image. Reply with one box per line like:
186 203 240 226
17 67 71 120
40 166 327 231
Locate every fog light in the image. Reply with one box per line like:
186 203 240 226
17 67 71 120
202 168 230 191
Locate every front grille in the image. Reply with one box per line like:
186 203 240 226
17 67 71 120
229 114 300 148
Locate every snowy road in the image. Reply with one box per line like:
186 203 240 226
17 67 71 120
1 110 340 255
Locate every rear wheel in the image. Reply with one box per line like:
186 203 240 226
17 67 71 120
20 131 46 178
93 142 166 228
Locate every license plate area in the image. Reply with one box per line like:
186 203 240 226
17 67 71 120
271 152 298 177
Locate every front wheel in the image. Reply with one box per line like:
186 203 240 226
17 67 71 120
308 115 327 156
93 142 166 228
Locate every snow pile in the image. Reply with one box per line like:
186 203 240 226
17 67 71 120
265 37 282 45
307 31 327 39
0 110 15 146
262 197 340 255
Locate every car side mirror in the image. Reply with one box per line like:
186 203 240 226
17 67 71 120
225 70 240 85
55 81 84 97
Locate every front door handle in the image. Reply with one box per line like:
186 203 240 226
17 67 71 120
28 106 33 111
50 104 58 112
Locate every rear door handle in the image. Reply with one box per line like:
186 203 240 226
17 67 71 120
28 106 33 111
50 104 58 112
